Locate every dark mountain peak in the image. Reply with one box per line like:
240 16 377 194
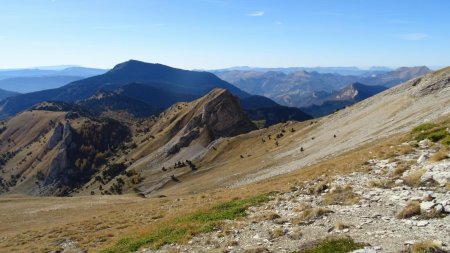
108 60 185 78
111 59 162 71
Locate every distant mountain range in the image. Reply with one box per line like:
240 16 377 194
0 60 311 125
216 66 430 116
0 67 108 93
301 83 388 117
0 62 430 121
211 66 395 75
0 76 86 93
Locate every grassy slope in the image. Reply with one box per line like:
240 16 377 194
101 194 269 253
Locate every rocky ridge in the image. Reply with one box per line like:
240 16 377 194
146 139 450 253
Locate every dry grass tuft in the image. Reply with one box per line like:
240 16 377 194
269 228 286 239
366 179 382 188
430 150 448 162
403 169 426 187
398 144 414 155
243 247 270 253
422 209 446 219
166 250 182 253
225 240 239 247
293 203 313 212
410 240 444 253
322 185 360 205
396 201 421 219
294 207 333 224
334 222 350 230
308 180 329 195
393 160 414 177
256 212 281 221
367 179 394 189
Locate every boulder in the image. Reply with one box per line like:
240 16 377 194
421 161 450 185
420 201 436 212
417 154 428 164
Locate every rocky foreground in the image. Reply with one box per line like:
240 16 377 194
146 139 450 253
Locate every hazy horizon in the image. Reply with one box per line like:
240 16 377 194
0 61 444 72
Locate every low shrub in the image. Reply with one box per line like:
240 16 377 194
322 185 359 205
396 201 421 219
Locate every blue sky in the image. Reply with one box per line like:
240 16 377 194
1 0 449 69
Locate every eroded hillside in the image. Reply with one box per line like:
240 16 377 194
0 89 257 196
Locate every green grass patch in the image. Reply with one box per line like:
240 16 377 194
294 237 363 253
427 129 448 142
101 194 270 253
412 123 437 133
441 135 450 146
412 122 449 143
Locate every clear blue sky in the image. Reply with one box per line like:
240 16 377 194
1 0 449 69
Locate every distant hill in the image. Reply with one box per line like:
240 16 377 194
0 88 19 101
0 67 107 80
0 67 108 93
0 60 311 126
359 66 431 87
0 76 84 93
301 82 388 117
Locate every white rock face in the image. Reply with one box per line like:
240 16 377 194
47 122 63 150
419 139 431 149
420 201 436 212
421 161 450 185
417 153 428 164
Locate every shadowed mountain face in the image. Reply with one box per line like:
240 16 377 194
216 66 431 109
0 60 311 126
75 90 162 118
